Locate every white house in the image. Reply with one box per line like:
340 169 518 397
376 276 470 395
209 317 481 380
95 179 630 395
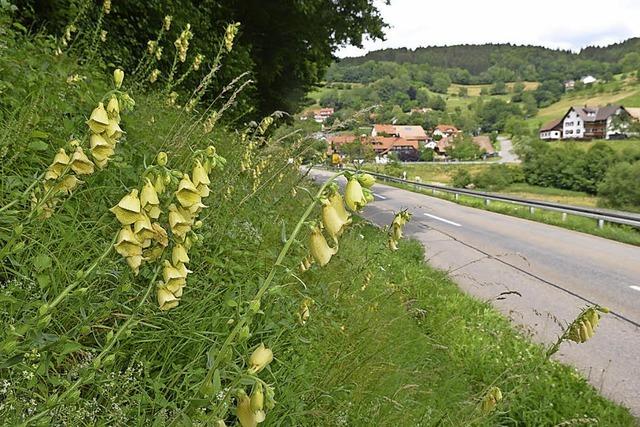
562 108 586 139
581 75 597 85
539 118 563 140
559 105 629 140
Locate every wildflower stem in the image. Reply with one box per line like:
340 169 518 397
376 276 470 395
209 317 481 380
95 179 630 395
177 170 346 420
0 172 44 213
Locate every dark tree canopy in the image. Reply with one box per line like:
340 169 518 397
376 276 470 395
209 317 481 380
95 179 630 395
16 0 388 116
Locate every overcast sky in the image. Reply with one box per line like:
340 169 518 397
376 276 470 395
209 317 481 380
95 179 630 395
337 0 640 57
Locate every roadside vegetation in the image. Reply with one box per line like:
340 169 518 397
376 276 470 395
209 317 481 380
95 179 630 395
1 2 638 425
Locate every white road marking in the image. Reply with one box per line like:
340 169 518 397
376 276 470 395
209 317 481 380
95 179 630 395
373 193 388 200
630 285 640 292
423 213 462 227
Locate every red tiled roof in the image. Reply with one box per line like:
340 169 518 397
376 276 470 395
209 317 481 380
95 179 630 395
373 124 397 135
472 136 495 154
435 124 459 133
328 134 359 145
371 136 419 153
395 125 427 140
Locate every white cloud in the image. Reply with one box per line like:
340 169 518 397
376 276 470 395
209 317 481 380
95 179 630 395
337 0 640 57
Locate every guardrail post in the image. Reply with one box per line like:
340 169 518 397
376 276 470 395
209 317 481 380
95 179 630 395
598 219 605 229
431 189 435 195
454 193 459 201
484 199 490 206
529 207 535 214
561 212 567 222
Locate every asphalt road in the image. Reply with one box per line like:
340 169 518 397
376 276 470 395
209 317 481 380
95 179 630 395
308 168 640 417
497 136 520 163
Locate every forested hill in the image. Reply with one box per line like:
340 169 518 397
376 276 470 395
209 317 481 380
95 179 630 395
328 38 640 84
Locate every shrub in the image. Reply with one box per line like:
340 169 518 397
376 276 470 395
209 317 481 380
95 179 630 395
598 161 640 209
452 169 472 188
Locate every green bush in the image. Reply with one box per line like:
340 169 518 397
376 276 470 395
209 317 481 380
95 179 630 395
598 161 640 210
473 165 524 191
452 168 472 188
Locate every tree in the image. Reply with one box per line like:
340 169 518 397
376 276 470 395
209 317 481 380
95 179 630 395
598 161 640 209
431 72 452 93
448 136 483 160
19 0 387 116
490 80 508 95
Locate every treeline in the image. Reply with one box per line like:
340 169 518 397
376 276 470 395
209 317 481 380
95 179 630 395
331 40 640 83
15 0 386 116
520 140 640 209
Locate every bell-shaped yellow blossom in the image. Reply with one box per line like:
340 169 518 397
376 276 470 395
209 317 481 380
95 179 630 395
126 255 143 275
151 222 169 247
158 285 180 311
237 392 261 427
163 260 188 298
105 117 123 139
321 198 348 239
192 160 211 187
55 175 83 194
175 174 201 208
153 174 166 195
70 147 95 175
141 178 160 207
481 387 503 413
357 173 376 189
46 148 71 180
197 184 210 198
309 225 337 267
388 237 398 251
392 223 403 241
90 133 115 162
344 176 367 212
110 189 142 225
134 214 155 240
328 192 351 225
87 102 110 134
248 343 273 374
144 245 164 262
115 225 143 258
106 95 120 119
168 204 192 239
172 244 190 265
113 68 124 89
250 383 264 412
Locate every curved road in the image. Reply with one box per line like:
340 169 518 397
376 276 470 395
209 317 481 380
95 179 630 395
309 168 640 417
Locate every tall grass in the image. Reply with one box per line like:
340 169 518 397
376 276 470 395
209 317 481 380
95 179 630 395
0 3 636 426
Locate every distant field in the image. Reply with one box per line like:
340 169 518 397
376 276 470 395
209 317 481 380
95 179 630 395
448 81 539 97
548 138 640 153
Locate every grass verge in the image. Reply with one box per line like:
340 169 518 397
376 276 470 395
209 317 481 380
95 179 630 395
370 178 640 247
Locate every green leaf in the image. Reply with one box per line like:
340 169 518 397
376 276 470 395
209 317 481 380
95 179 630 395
60 342 83 355
28 139 49 151
33 254 52 272
29 130 50 139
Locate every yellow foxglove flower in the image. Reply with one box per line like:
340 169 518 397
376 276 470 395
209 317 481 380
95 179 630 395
236 392 259 427
144 245 164 262
309 225 337 267
175 174 201 208
248 343 273 374
388 237 398 251
481 387 503 413
149 69 160 83
168 205 192 239
321 198 348 239
299 300 310 325
392 223 403 241
107 95 120 118
329 192 351 225
110 189 142 225
69 147 95 175
88 102 110 134
134 214 155 240
55 175 83 194
141 178 160 207
90 134 115 162
172 244 190 265
163 15 172 31
163 260 186 296
46 148 71 180
113 68 124 89
151 222 169 247
344 176 367 212
250 383 264 411
357 173 376 188
197 184 210 198
115 225 143 258
106 117 123 139
192 160 210 187
153 174 166 195
158 285 180 311
126 255 143 275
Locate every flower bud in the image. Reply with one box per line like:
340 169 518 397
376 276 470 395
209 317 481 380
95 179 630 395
156 151 168 166
344 176 367 212
248 343 273 374
357 173 376 189
250 383 264 411
113 68 124 89
321 198 348 239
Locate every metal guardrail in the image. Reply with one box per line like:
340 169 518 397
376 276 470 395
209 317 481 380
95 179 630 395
322 167 640 229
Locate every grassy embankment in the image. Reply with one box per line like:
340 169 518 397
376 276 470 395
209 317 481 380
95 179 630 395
0 15 637 426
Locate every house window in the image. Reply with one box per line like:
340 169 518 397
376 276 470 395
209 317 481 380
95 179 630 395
576 129 581 133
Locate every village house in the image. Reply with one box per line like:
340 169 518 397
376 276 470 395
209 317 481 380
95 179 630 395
564 80 575 91
432 124 461 139
581 75 598 85
312 107 334 123
328 131 420 161
539 118 563 140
